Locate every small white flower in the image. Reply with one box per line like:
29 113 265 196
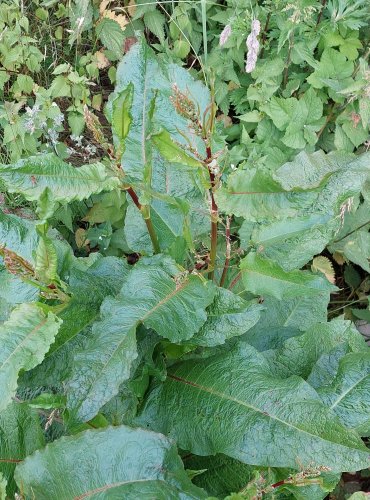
230 163 236 171
70 134 84 147
24 118 35 134
47 128 59 145
219 24 232 47
53 113 64 127
84 144 97 156
25 104 40 118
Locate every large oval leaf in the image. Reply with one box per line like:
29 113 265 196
318 352 370 436
67 257 216 423
137 342 370 472
0 154 119 204
0 403 44 496
240 252 337 299
15 425 206 499
0 303 61 413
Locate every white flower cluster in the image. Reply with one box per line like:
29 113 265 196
245 19 260 73
219 24 232 47
24 103 64 148
69 134 97 160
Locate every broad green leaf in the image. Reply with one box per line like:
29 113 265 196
68 0 93 44
248 213 340 271
137 342 370 472
67 258 216 422
0 303 61 413
307 49 354 90
342 118 368 148
112 39 167 183
185 454 278 498
34 234 58 283
14 262 116 409
0 474 5 500
111 83 133 148
112 36 210 182
49 255 130 354
0 210 38 263
124 197 189 257
96 18 125 59
347 493 370 500
318 352 370 436
244 294 330 351
187 454 339 500
330 230 370 272
263 319 367 379
0 402 44 496
144 10 166 42
189 288 263 347
312 152 370 213
215 168 314 222
152 130 203 168
273 150 350 191
0 271 38 311
66 298 138 423
0 153 119 204
15 425 206 499
262 89 324 149
240 252 337 300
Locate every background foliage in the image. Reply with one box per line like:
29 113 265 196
0 0 369 498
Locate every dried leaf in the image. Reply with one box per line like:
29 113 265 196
100 1 128 30
75 228 88 248
94 50 110 69
127 0 136 17
312 256 336 284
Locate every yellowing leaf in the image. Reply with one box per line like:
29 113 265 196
75 228 88 248
312 256 336 284
94 50 110 69
127 0 136 17
99 0 110 15
99 1 128 29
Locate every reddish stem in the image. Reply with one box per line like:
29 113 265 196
126 187 142 210
228 271 241 290
219 216 231 287
270 480 286 489
207 148 218 281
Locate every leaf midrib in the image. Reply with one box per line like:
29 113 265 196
72 279 191 415
3 169 105 183
243 267 313 287
0 315 48 372
168 373 365 452
330 372 370 410
74 478 157 500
